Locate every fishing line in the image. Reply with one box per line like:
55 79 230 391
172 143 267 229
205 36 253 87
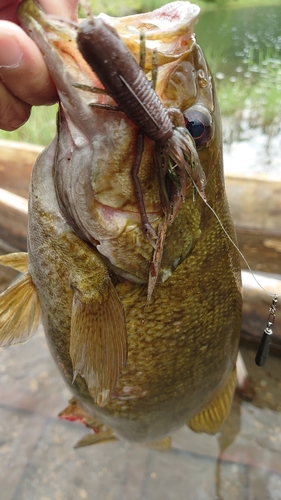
191 179 279 367
202 197 278 298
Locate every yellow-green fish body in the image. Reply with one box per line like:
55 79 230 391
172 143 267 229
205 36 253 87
0 0 242 445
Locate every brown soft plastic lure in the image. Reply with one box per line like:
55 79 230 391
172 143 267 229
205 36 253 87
77 17 173 143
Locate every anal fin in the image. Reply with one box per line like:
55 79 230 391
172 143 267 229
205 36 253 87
187 368 236 435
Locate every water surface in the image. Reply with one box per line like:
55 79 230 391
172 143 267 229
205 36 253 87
196 5 281 177
196 5 281 77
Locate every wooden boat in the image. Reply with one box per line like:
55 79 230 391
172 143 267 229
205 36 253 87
0 139 280 349
225 172 281 351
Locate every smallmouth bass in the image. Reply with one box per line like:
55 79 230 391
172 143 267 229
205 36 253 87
0 0 242 447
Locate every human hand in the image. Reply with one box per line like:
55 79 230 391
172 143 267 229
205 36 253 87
0 0 78 131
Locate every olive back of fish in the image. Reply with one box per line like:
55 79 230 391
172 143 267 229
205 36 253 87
77 18 173 143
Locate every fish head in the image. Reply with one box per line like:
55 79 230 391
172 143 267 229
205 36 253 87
18 0 221 285
114 1 218 169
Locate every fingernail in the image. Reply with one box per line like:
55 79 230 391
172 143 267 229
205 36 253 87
0 23 23 68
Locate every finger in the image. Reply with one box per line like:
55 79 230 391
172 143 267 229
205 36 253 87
0 1 79 104
0 21 57 106
0 1 79 131
0 80 31 131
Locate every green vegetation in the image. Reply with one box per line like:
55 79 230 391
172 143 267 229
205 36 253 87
217 49 281 136
87 0 281 15
223 0 281 8
0 105 57 145
197 0 281 9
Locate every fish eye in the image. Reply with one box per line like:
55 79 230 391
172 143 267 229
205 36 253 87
183 105 213 149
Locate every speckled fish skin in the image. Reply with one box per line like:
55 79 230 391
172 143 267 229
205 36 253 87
16 0 242 442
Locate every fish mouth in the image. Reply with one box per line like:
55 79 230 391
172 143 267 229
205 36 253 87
100 1 200 63
18 1 203 116
18 0 200 69
116 0 199 34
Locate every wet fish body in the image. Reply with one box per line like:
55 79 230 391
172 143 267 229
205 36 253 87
0 0 242 445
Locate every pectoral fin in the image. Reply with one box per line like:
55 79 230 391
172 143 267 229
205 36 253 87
187 368 236 434
70 279 127 407
0 271 41 346
0 252 28 272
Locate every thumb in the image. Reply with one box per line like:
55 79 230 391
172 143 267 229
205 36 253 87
0 0 79 131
